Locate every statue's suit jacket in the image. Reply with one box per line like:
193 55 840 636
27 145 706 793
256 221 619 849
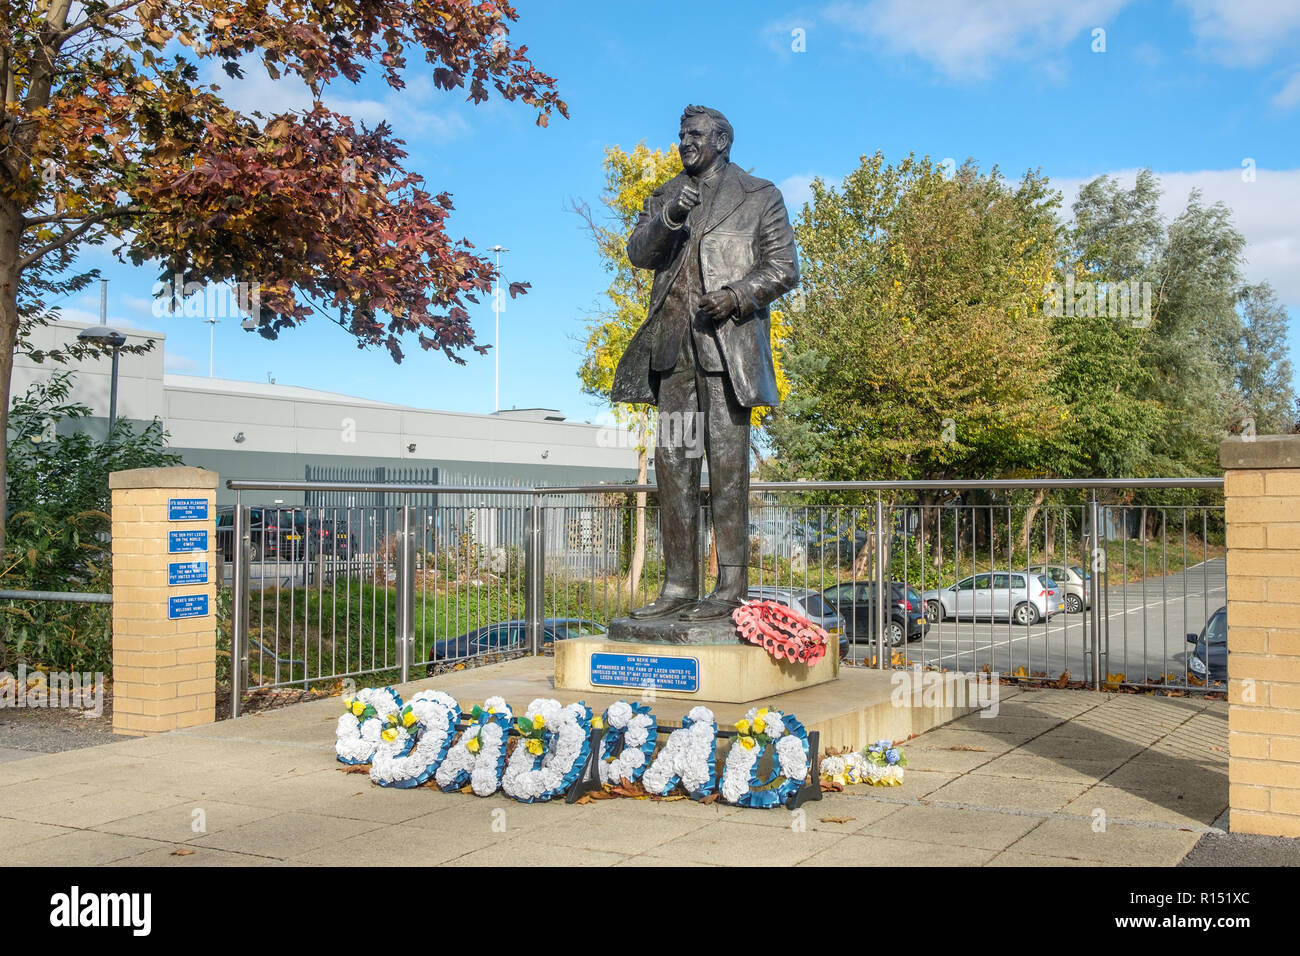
611 162 799 409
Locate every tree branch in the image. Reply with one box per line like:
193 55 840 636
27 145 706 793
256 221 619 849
17 205 139 269
53 1 141 46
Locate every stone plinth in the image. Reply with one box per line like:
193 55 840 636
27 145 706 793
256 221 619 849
555 636 838 703
607 615 743 645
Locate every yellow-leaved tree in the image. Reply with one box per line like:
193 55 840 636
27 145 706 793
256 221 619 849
571 144 791 593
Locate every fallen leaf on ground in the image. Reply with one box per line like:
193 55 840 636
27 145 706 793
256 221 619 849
946 745 986 752
170 848 195 856
342 765 370 774
820 816 854 824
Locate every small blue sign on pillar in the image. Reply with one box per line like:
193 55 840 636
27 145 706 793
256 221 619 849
168 560 208 586
168 529 208 553
168 497 209 521
168 594 209 619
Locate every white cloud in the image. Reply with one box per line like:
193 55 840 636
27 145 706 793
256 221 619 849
200 60 316 119
1177 0 1300 67
1272 71 1300 110
164 353 200 373
778 172 819 213
1052 167 1300 304
824 0 1129 81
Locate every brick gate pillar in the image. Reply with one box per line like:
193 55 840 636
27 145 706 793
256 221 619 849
1220 435 1300 837
109 467 219 736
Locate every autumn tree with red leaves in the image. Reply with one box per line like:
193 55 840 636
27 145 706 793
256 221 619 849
0 0 565 548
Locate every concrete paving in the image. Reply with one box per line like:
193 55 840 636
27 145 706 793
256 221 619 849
0 671 1262 866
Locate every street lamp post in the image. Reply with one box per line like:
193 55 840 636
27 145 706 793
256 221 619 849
490 245 508 412
76 326 128 432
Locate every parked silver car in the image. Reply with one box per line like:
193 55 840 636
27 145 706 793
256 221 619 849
1031 564 1091 614
921 571 1064 626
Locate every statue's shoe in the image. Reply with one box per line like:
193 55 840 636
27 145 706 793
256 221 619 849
629 594 698 620
678 595 743 622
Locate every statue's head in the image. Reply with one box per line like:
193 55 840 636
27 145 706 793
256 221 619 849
678 105 733 175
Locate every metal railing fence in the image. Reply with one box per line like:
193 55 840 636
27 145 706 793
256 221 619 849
224 477 1225 717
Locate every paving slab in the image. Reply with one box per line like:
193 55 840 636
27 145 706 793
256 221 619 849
859 804 1044 851
8 829 167 866
191 810 382 858
1005 816 1203 866
95 800 282 843
927 774 1090 814
798 834 999 867
969 752 1127 785
1062 784 1227 828
287 821 513 866
638 819 845 866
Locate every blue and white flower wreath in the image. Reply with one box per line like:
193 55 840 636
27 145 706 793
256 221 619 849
642 705 717 799
435 696 514 796
719 706 810 808
335 687 402 765
369 690 461 788
501 698 594 803
596 700 658 787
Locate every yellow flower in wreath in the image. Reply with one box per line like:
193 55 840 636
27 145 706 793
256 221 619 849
466 736 481 754
526 738 545 756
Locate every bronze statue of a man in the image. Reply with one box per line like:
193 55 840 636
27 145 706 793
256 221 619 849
611 105 800 622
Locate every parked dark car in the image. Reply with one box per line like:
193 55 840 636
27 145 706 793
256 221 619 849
303 514 358 559
217 507 310 562
1187 605 1227 682
822 581 929 646
425 618 607 672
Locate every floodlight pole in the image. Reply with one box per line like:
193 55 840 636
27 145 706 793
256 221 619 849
490 245 508 412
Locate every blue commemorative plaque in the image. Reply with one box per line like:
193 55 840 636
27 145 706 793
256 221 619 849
167 560 208 586
168 529 208 553
590 653 699 693
168 593 209 619
168 497 209 521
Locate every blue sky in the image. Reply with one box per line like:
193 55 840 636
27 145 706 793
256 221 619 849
64 0 1300 423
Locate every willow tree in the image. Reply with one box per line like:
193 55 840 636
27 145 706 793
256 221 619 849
0 0 565 550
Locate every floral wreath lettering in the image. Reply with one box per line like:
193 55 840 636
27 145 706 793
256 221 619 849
336 687 402 765
435 696 515 796
642 705 717 799
369 690 460 788
501 698 594 803
594 700 658 787
719 706 810 808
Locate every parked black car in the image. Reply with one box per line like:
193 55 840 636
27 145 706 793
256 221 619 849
822 581 929 646
1187 605 1227 682
217 507 309 562
425 618 607 672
